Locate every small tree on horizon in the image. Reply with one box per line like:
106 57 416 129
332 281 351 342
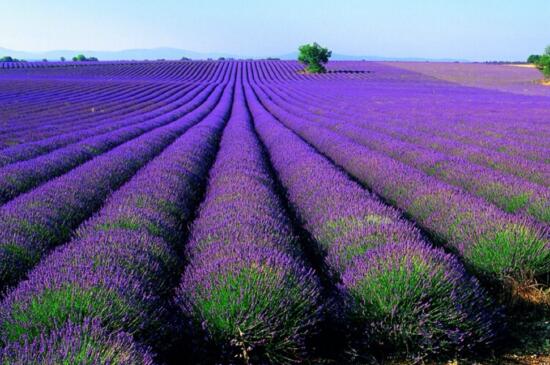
0 56 18 62
72 54 98 62
538 55 550 78
527 54 541 64
298 42 332 73
527 45 550 79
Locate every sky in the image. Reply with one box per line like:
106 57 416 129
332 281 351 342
1 0 549 61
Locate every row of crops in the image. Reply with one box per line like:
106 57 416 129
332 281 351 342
0 60 548 364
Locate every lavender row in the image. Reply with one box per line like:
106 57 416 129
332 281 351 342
0 78 218 147
0 77 233 364
0 81 227 293
0 71 197 123
0 83 214 205
0 75 232 360
0 60 228 83
0 82 187 144
266 81 550 187
0 83 199 166
0 82 206 148
2 65 226 129
176 80 321 364
272 82 550 185
277 81 550 162
276 62 550 137
370 122 550 187
244 81 498 358
0 81 122 119
0 81 160 129
0 81 149 139
252 83 549 289
388 119 550 163
261 84 550 223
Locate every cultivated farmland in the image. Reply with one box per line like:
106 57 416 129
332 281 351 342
0 60 548 364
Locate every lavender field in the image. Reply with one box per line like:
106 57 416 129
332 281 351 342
0 60 548 364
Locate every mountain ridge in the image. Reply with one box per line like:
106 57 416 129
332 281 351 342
0 46 469 62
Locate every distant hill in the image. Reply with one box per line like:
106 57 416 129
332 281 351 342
0 47 239 61
0 46 469 62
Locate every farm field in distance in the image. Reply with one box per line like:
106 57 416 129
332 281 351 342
0 60 548 364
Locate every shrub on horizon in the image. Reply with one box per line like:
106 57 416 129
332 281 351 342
72 54 98 62
0 56 20 62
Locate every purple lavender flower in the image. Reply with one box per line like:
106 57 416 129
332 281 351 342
0 319 154 365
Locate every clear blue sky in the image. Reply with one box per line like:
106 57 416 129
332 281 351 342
1 0 549 60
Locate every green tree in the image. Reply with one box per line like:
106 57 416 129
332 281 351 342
537 54 550 78
71 54 98 62
527 54 541 64
528 46 550 79
298 42 332 73
0 56 17 62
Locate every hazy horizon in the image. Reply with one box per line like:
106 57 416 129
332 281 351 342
2 0 550 61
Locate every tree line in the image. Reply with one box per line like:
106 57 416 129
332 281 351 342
0 55 99 62
527 45 550 78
